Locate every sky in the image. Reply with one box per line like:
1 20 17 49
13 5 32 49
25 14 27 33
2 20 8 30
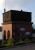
0 0 35 27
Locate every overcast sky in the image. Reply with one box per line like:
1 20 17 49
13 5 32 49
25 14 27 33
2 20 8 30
0 0 35 26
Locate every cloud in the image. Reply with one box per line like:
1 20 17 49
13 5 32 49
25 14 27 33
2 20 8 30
5 0 32 11
0 0 4 8
0 0 3 5
0 0 4 25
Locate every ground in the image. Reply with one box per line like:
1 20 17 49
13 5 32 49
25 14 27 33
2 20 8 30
0 43 35 50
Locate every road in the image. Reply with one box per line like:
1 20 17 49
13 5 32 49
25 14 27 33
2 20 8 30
0 43 35 50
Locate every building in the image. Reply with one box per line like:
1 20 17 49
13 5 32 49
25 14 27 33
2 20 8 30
2 10 32 43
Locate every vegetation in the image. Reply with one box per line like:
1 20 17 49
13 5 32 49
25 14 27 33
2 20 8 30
2 38 14 48
6 38 14 48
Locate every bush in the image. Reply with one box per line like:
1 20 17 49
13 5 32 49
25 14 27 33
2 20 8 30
6 38 14 48
2 38 14 48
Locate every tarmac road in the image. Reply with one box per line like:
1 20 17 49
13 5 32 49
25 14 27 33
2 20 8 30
0 43 35 50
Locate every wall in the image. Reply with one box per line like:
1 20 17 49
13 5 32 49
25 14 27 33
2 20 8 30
2 24 12 39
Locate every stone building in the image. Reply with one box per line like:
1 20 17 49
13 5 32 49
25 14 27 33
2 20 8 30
2 10 32 42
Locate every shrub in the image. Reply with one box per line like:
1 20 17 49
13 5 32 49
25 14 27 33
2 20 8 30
6 38 14 48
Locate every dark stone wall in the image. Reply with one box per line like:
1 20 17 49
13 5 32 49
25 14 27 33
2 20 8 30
3 10 31 24
3 11 11 23
11 10 31 23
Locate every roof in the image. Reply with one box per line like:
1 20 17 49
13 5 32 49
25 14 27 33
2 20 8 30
3 9 32 14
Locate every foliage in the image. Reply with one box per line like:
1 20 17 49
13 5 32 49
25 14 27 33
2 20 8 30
6 38 14 48
2 38 14 48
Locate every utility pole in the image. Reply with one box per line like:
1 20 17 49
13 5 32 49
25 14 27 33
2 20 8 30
4 0 6 13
